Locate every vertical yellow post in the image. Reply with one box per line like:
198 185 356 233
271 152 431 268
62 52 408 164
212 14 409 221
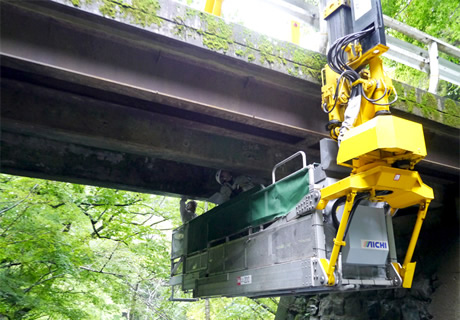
291 21 300 44
212 0 224 16
325 191 356 285
204 0 215 14
401 200 430 288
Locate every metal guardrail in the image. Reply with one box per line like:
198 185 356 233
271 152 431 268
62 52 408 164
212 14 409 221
385 36 460 90
270 0 460 94
383 15 460 93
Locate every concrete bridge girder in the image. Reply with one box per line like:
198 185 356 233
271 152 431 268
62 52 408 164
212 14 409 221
0 0 458 199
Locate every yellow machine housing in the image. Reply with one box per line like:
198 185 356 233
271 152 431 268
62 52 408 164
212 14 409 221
337 115 427 167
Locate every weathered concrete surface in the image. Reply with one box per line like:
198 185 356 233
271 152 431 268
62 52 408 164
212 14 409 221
1 131 218 198
428 238 460 319
1 0 459 199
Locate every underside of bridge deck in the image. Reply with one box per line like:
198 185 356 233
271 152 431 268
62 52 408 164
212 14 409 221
1 0 458 199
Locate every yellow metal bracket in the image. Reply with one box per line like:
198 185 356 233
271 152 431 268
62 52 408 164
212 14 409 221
351 79 366 87
398 200 430 288
333 238 346 246
402 262 417 288
324 191 357 285
348 44 389 70
320 165 433 209
323 0 350 19
320 258 334 285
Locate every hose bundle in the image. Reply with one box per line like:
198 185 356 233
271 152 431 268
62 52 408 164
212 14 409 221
323 26 374 114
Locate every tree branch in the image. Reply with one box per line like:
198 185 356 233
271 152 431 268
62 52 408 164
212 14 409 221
1 206 30 237
0 262 21 269
49 290 88 295
95 208 108 223
248 304 265 320
130 217 166 227
450 3 460 19
79 266 125 279
80 209 127 244
0 184 38 216
49 203 65 209
79 207 94 222
24 272 64 294
254 299 276 315
100 242 120 273
79 200 142 207
140 214 156 226
62 223 72 233
394 0 413 18
147 218 167 227
128 211 155 216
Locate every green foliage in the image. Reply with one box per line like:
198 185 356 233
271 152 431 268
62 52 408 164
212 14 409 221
0 174 276 319
186 297 278 320
381 0 460 100
382 0 460 45
0 174 175 319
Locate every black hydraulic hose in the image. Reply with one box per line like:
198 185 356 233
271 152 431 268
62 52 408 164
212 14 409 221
331 196 347 230
361 84 399 106
343 192 371 240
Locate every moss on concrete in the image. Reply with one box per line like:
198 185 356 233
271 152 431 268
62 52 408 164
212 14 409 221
258 36 277 65
99 0 161 27
443 99 460 127
234 36 257 62
391 81 460 127
199 13 234 52
173 17 186 37
98 0 117 17
185 7 200 18
421 92 438 109
444 99 460 115
235 49 244 57
291 49 325 83
419 92 440 120
406 87 416 103
393 82 406 101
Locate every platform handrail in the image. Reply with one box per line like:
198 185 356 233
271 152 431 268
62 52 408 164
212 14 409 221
272 151 307 184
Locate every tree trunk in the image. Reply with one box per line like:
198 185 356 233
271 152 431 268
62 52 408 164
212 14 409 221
129 282 140 320
205 298 211 320
275 296 295 320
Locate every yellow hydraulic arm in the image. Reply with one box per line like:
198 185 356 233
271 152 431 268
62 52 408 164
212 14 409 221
318 0 433 288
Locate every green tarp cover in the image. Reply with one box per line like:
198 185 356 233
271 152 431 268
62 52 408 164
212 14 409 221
186 168 310 254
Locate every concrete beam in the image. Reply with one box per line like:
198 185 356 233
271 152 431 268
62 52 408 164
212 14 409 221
1 131 218 198
1 76 300 179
